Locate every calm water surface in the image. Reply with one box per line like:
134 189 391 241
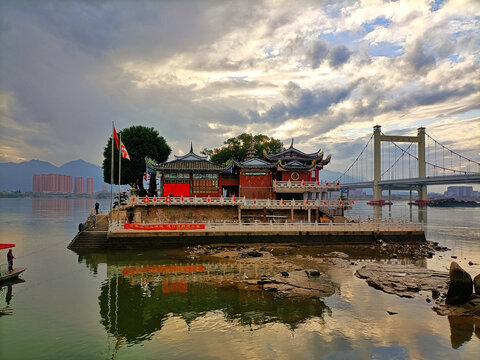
1 198 479 359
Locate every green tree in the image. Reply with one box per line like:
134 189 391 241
102 126 171 191
201 133 285 164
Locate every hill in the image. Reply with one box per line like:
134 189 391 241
0 159 108 192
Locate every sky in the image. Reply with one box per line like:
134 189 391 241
0 0 479 175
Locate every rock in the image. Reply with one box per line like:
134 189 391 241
245 251 263 258
307 270 320 277
325 251 349 259
432 289 440 299
451 255 458 259
468 261 476 266
446 262 473 305
474 274 480 295
426 297 431 303
434 294 480 317
355 264 449 299
268 270 335 298
281 271 289 277
386 310 398 315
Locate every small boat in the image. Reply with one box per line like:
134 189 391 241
0 244 26 283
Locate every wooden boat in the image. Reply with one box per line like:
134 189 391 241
0 244 26 283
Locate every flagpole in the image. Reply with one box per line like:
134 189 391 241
110 122 114 221
118 133 122 224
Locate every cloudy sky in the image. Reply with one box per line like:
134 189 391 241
0 0 479 174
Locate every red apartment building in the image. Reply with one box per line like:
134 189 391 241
86 178 94 194
74 177 85 194
33 174 73 193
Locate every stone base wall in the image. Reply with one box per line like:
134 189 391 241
117 205 327 224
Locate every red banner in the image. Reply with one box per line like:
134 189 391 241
123 223 205 231
123 265 206 275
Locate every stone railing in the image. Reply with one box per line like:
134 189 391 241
273 180 340 192
126 196 353 210
109 219 424 233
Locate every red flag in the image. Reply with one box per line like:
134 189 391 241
113 126 120 150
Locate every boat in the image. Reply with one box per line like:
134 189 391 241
0 244 26 283
427 198 480 207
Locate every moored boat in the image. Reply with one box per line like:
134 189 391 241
0 244 26 283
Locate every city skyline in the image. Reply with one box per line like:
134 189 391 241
33 173 95 194
0 0 478 177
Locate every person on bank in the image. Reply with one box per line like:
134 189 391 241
7 249 15 272
95 202 100 214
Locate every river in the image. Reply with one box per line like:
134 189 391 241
0 198 479 359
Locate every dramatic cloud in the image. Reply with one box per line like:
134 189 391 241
0 0 478 175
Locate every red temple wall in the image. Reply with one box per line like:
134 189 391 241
239 172 273 199
280 171 311 182
163 183 190 197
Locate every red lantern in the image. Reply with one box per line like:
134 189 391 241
326 182 329 186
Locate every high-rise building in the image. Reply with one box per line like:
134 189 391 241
444 186 474 199
33 174 73 193
86 178 94 194
74 177 85 194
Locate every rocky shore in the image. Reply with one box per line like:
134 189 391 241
186 240 480 319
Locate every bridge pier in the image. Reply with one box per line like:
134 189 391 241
373 125 428 202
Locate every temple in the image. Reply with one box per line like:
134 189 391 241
146 139 332 201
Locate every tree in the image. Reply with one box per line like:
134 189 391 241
201 133 285 164
102 126 171 191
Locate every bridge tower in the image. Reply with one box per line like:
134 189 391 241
373 125 426 201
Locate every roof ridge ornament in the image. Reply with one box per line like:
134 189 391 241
190 142 193 153
290 138 294 148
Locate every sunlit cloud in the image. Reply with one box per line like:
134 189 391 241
0 0 478 174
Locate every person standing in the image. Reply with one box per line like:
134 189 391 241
95 202 100 214
7 249 15 272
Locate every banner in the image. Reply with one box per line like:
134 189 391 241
123 223 205 231
122 265 206 275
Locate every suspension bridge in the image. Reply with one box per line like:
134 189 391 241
337 125 480 204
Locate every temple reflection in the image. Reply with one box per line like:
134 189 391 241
77 251 330 345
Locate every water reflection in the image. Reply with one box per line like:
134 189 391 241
448 316 480 349
0 278 25 316
31 197 96 216
77 252 330 345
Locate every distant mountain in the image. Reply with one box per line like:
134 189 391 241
0 159 108 192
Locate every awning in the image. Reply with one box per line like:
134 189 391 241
0 244 15 250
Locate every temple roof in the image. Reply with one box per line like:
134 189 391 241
226 157 276 170
265 139 322 162
146 146 225 173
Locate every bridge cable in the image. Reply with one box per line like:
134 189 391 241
335 134 374 182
